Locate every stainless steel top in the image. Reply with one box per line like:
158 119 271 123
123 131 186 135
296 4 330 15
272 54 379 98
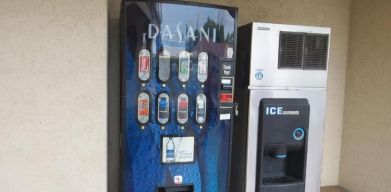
248 22 331 89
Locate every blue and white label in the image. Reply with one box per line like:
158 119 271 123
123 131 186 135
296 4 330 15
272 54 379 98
162 137 195 163
255 71 264 80
265 106 300 116
265 107 283 115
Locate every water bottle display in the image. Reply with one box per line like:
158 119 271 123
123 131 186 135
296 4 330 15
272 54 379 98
157 93 170 124
177 93 189 125
137 92 149 124
196 94 207 124
158 50 171 82
197 52 208 83
178 51 190 83
138 49 150 81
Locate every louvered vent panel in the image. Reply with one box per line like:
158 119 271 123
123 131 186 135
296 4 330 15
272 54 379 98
278 32 304 69
304 34 329 70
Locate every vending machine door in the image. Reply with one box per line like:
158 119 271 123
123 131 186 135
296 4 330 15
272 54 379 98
121 1 237 192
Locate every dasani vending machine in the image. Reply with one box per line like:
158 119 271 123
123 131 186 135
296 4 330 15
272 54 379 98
120 1 237 192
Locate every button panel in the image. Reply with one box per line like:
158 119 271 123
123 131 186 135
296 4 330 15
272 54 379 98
219 59 235 111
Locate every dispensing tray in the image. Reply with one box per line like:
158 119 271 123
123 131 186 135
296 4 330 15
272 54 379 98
260 177 305 192
156 185 194 192
263 176 301 185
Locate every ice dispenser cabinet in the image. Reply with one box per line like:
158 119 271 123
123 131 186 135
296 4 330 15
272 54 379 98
230 22 330 192
257 99 309 192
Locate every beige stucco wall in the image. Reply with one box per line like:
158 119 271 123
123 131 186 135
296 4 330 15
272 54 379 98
339 0 391 191
0 0 350 190
0 0 107 192
186 0 350 186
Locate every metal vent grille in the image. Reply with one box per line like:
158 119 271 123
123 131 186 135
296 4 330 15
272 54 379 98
304 34 329 70
278 32 304 69
278 32 329 70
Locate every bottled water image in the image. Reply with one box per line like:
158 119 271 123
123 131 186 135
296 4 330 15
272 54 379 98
166 137 175 163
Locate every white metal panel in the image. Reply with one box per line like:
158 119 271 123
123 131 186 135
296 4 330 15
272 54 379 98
245 89 326 192
249 22 331 88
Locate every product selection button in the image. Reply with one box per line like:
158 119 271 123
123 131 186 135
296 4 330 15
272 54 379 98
220 93 233 102
221 79 232 85
221 78 233 90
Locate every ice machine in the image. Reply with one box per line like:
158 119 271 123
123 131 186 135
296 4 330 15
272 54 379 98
120 1 238 192
230 22 330 192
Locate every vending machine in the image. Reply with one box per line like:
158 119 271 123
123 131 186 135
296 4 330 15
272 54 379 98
231 23 330 192
120 1 237 192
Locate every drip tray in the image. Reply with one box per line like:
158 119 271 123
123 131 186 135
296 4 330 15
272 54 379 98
263 176 301 185
157 185 194 192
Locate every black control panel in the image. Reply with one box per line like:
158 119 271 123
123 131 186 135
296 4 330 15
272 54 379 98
256 98 310 192
219 58 235 117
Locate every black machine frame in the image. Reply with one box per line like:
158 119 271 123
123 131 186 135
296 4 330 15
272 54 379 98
109 0 238 192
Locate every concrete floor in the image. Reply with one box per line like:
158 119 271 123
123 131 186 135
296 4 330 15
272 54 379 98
321 186 349 192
